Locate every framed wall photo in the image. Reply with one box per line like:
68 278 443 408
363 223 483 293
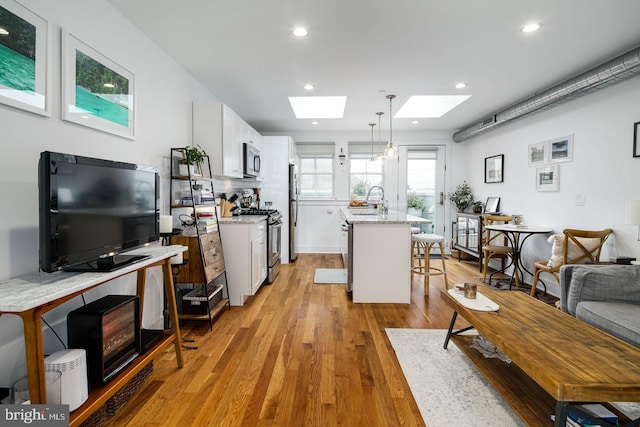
535 165 559 192
62 32 135 139
527 141 547 167
549 135 573 163
0 0 51 116
634 122 640 158
484 154 504 183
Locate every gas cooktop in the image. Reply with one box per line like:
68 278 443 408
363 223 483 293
239 208 279 215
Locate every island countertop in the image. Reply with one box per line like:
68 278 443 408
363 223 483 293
340 208 432 224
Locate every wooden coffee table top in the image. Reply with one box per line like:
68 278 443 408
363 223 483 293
442 285 640 402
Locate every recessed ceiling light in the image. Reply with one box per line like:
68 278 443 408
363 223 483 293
288 96 347 119
395 95 472 118
0 28 8 35
303 84 314 91
293 27 308 37
412 120 419 125
311 121 319 125
521 23 541 33
455 82 467 89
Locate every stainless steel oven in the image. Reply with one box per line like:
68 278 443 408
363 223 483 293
267 213 282 282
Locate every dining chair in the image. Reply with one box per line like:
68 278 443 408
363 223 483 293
530 228 612 296
481 215 515 286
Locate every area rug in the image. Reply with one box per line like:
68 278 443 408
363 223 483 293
386 329 640 425
475 276 559 306
386 328 525 426
313 268 347 284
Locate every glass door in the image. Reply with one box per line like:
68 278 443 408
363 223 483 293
397 146 446 238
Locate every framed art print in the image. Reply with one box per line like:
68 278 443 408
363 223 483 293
484 154 504 183
527 141 547 167
535 165 559 192
62 31 135 139
549 135 573 163
0 0 51 116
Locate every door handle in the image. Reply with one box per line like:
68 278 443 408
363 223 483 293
439 192 444 205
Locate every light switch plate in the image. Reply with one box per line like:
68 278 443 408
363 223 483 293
575 194 586 206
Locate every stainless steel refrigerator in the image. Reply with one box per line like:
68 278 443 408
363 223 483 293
289 163 298 262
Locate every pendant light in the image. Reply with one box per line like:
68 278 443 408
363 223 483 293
374 111 384 161
384 94 399 159
368 122 377 162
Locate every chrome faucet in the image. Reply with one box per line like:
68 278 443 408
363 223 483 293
366 185 385 205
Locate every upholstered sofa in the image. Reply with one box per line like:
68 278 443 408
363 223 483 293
559 264 640 348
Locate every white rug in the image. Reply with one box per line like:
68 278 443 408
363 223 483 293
386 328 525 427
313 268 347 284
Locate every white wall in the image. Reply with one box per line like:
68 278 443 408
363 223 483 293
451 76 640 295
0 0 219 387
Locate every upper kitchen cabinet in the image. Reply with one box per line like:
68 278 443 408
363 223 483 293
243 121 263 153
193 102 244 178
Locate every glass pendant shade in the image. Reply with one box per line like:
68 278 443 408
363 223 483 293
369 122 376 162
384 94 398 159
374 111 384 161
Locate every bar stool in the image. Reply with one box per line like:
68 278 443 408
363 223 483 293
411 233 449 296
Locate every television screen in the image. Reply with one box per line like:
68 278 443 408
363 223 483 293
39 151 159 272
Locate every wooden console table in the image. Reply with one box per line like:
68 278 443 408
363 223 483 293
441 285 640 426
0 245 186 426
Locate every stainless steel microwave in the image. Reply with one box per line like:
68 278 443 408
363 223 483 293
243 143 261 177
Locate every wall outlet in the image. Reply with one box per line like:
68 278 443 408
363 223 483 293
575 194 586 206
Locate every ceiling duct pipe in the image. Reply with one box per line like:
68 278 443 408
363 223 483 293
452 45 640 142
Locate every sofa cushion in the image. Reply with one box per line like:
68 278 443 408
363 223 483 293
566 265 640 315
576 301 640 347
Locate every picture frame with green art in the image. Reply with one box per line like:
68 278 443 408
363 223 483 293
61 32 135 139
0 1 51 116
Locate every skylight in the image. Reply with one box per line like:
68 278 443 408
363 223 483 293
395 95 471 118
288 96 347 119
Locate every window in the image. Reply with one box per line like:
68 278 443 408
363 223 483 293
296 143 335 198
348 142 382 198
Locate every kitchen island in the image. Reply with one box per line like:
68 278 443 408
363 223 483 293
340 208 432 303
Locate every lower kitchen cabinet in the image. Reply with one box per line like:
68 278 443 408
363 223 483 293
219 219 268 306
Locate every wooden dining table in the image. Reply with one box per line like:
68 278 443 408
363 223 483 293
485 224 552 288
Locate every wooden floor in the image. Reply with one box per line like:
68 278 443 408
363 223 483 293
103 254 488 426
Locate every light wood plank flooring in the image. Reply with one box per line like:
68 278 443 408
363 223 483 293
104 254 484 426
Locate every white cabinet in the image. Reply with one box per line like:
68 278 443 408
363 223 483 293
250 224 267 293
244 121 263 153
193 102 243 178
219 219 267 306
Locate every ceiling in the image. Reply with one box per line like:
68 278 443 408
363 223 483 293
108 0 640 135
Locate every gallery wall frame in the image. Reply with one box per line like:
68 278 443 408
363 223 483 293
0 0 51 116
62 31 135 139
549 134 573 163
527 141 547 167
535 164 559 192
484 154 504 183
634 121 640 158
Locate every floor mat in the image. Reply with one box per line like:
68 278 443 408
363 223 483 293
313 268 347 284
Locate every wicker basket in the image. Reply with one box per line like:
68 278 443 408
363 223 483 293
105 362 153 416
80 404 107 427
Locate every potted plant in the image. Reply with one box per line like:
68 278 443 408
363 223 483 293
179 145 207 176
448 181 474 211
407 192 425 216
472 201 483 213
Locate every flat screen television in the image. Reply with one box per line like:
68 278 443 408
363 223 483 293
39 151 159 272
